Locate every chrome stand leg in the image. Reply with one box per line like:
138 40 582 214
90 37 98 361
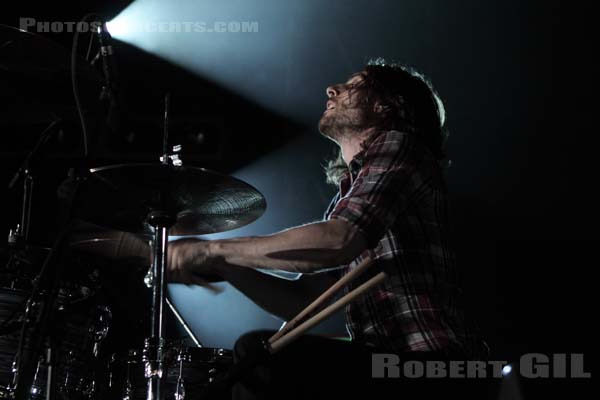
145 222 169 400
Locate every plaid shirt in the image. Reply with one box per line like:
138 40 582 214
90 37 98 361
325 130 486 357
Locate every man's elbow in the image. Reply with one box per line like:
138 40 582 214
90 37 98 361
326 219 367 265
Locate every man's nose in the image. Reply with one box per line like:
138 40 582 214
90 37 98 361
326 85 339 98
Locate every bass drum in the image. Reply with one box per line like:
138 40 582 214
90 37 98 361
108 344 233 400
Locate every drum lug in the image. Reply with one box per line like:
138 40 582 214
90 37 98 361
144 265 154 288
174 376 185 400
208 368 218 383
122 380 133 400
174 347 186 400
143 338 167 380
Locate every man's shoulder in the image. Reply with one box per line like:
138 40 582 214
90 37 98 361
379 129 412 140
361 130 440 177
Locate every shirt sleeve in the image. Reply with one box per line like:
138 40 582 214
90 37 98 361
327 131 430 247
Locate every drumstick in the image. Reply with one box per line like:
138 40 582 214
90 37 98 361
269 271 387 354
269 256 374 344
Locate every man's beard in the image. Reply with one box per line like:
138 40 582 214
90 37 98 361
318 108 370 142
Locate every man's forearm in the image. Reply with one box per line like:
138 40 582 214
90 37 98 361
220 265 337 321
209 220 365 273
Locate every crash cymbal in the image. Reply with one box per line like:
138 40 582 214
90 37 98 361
0 24 101 82
76 163 267 236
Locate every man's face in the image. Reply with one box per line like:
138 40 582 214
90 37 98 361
318 71 371 141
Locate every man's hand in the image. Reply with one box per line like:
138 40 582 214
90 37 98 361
167 239 224 292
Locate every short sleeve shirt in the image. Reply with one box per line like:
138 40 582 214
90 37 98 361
325 130 485 356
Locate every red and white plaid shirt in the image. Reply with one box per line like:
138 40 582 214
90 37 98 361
325 130 487 357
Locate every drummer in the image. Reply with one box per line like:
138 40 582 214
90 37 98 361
167 59 488 399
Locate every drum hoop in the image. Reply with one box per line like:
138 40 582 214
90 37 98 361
120 346 233 364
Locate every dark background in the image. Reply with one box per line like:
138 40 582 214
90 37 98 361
1 1 596 397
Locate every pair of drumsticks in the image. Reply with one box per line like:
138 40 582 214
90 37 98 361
267 256 385 353
199 257 385 397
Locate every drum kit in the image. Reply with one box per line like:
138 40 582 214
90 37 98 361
1 23 266 400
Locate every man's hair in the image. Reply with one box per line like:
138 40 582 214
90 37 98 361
325 58 449 185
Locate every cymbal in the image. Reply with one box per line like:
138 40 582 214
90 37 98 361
0 243 51 266
75 163 267 236
0 24 101 83
68 225 152 265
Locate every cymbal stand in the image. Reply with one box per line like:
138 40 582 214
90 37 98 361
143 93 174 400
144 211 172 400
144 256 203 348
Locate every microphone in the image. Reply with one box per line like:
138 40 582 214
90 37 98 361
96 22 118 102
95 22 121 134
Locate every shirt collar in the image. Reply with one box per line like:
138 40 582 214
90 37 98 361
338 152 364 195
349 153 365 176
348 129 387 175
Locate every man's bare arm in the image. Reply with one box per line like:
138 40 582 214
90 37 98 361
207 219 366 273
167 219 366 317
